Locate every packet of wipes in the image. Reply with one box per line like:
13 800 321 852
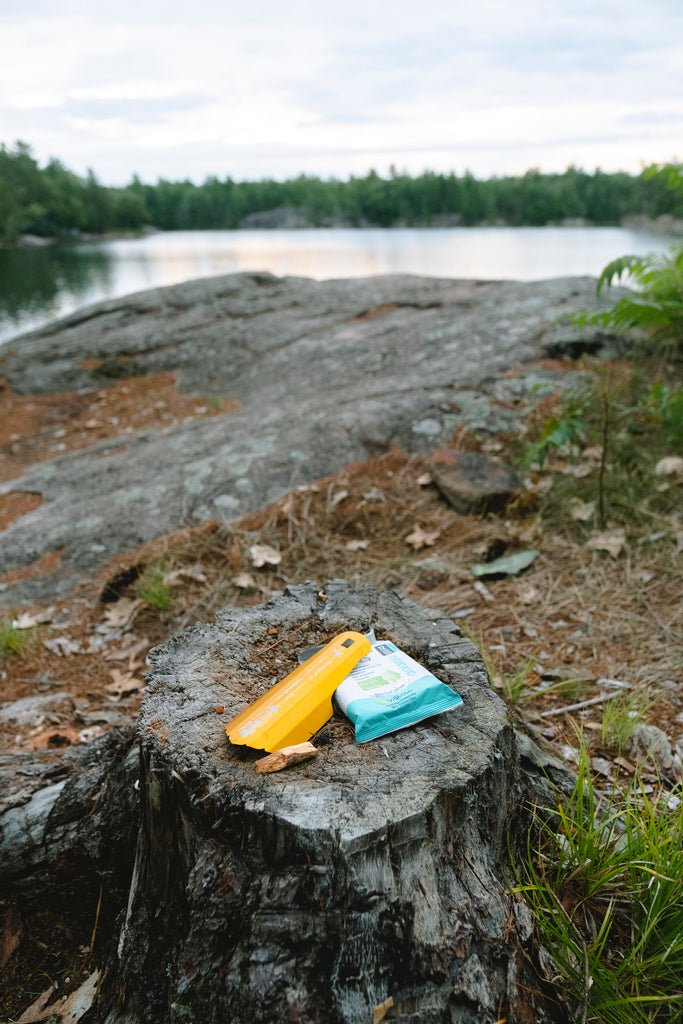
334 638 463 743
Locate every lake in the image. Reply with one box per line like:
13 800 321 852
0 225 678 346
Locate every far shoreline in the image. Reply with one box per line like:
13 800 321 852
4 212 682 252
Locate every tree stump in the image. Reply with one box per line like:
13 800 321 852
102 581 540 1024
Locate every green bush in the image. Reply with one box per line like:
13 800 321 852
573 248 683 356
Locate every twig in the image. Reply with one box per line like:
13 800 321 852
89 884 103 957
540 691 622 718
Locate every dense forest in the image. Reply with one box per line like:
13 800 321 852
1 141 682 244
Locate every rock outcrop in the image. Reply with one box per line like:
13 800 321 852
0 272 611 602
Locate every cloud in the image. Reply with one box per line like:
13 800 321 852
1 0 681 183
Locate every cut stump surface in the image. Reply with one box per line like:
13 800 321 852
105 581 539 1024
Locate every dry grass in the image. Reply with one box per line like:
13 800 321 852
2 443 680 773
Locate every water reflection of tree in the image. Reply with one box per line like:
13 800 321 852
0 244 112 321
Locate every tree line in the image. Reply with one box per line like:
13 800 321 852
1 140 682 244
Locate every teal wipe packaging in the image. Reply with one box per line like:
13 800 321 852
334 639 463 743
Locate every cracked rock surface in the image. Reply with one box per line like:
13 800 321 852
0 272 608 602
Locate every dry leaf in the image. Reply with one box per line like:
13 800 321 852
102 597 142 630
105 636 149 662
655 455 683 477
586 528 626 558
560 463 593 478
582 445 603 461
481 439 504 453
506 516 542 543
249 544 282 568
78 726 106 744
228 541 242 571
591 756 613 779
25 970 101 1024
517 583 540 605
346 539 369 551
1 906 23 971
28 728 81 751
405 525 440 551
569 497 595 521
362 486 385 502
278 495 294 516
12 609 54 630
17 984 55 1022
43 636 81 657
106 668 143 700
164 565 207 585
233 571 257 589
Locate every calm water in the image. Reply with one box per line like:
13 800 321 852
0 226 678 345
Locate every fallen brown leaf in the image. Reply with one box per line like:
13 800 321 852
249 543 282 568
655 455 683 477
101 597 143 629
17 984 55 1023
569 497 595 521
164 565 207 585
405 524 440 551
233 571 257 589
28 728 81 750
12 609 54 630
586 528 626 558
43 636 81 656
106 668 143 700
105 635 150 663
0 906 23 970
517 583 540 605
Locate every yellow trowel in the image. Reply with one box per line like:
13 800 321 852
226 631 371 753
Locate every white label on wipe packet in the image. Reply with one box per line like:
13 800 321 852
335 641 423 712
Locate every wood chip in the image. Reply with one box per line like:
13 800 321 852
373 996 394 1023
472 580 494 602
255 742 318 774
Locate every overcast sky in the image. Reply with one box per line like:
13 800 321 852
1 0 681 186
